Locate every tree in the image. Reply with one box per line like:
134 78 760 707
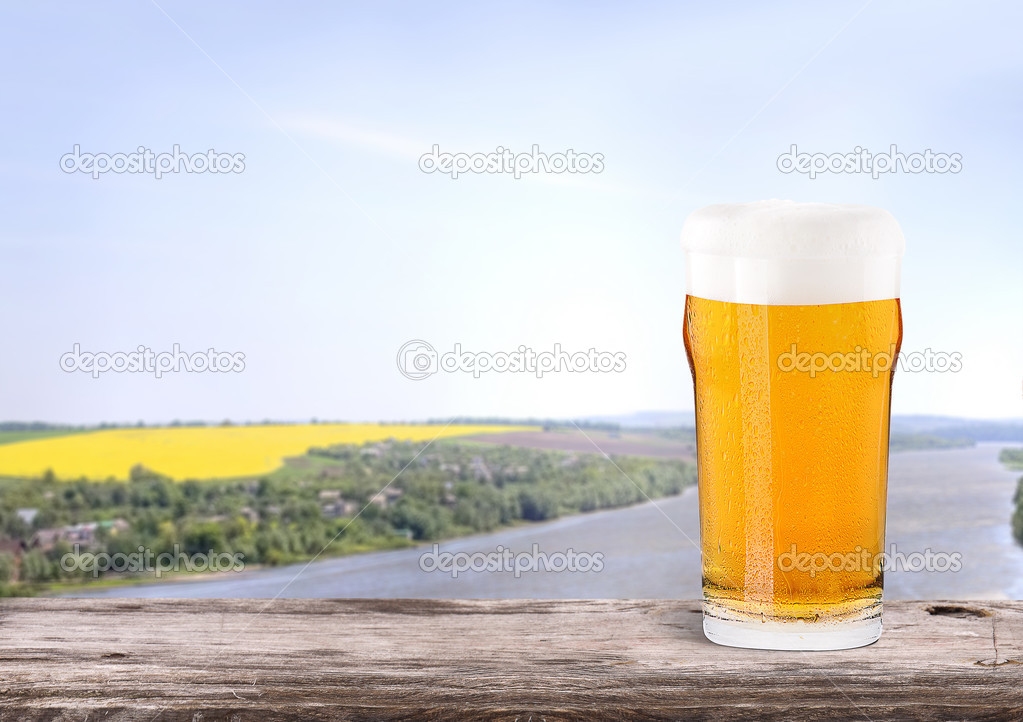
390 498 450 540
518 488 560 522
0 552 17 583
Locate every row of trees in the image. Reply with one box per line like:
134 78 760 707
999 449 1023 547
1013 477 1023 547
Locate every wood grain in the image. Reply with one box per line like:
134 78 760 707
0 599 1020 720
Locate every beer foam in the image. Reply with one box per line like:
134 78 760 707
680 200 904 305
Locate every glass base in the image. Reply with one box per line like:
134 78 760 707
703 610 882 651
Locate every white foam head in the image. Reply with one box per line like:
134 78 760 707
680 200 905 305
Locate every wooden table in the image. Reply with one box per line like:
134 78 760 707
1 599 1020 720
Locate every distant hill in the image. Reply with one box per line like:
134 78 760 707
889 416 1023 442
584 411 696 429
584 412 1023 442
4 414 1022 441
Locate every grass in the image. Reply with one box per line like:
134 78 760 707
1000 447 1023 471
0 429 86 446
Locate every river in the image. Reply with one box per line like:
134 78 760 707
63 443 1023 600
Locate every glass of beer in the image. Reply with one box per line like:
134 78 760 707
681 200 904 650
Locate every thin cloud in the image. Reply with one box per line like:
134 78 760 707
280 114 664 197
280 115 427 160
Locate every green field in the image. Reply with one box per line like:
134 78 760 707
0 430 84 447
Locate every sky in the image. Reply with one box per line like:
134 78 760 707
1 1 1021 424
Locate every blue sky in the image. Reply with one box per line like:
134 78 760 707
1 1 1020 423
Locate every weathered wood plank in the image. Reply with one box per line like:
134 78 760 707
0 599 1020 720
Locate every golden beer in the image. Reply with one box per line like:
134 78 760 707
684 298 902 621
681 201 905 650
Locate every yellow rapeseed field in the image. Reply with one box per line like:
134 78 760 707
0 424 525 481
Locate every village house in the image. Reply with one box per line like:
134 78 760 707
29 519 130 552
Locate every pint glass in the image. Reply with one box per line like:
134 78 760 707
681 201 904 650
